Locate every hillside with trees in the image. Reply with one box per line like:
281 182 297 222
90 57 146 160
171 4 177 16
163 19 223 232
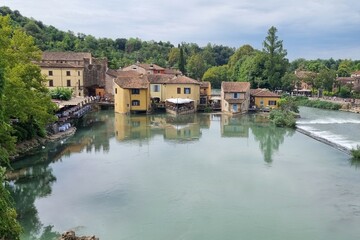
1 6 360 91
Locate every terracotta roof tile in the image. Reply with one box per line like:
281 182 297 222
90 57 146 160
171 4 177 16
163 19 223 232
135 63 165 71
42 52 92 61
200 81 210 88
222 82 250 92
114 72 149 89
226 99 245 104
250 88 280 97
148 74 201 85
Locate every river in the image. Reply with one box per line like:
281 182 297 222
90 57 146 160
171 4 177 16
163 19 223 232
6 108 360 240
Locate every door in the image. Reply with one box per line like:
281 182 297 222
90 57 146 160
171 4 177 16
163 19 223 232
232 104 238 112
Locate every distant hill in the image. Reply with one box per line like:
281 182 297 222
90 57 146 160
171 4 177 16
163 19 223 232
0 6 235 73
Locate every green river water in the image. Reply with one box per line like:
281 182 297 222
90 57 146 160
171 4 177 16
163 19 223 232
7 108 360 240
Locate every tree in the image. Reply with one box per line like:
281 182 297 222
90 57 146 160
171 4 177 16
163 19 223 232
262 26 288 90
337 59 353 77
202 65 229 89
178 45 186 74
317 69 336 92
186 53 208 80
168 47 180 67
281 72 298 92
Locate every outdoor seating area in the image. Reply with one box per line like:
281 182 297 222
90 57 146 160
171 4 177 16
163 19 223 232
165 98 196 115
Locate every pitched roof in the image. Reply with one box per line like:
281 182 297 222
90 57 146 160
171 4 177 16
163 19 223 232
148 74 201 85
250 88 280 97
147 74 174 84
114 72 149 89
42 52 92 61
164 68 182 75
200 81 210 88
106 69 120 77
135 63 165 71
222 82 250 93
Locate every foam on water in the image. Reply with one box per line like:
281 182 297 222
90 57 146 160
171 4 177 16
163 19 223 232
297 118 360 125
297 125 359 150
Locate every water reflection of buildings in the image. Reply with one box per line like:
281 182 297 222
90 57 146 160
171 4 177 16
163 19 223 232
221 115 249 138
114 113 211 142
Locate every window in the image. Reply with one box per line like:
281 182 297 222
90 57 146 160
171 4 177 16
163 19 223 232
132 100 140 106
66 71 71 76
115 88 117 94
132 89 140 94
48 70 53 76
67 80 71 87
49 80 53 87
78 71 81 76
153 85 160 92
268 100 277 106
184 88 191 94
233 93 239 98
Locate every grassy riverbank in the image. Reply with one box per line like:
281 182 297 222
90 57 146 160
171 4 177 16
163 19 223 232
294 97 342 110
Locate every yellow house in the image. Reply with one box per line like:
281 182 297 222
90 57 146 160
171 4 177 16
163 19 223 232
113 71 150 114
38 52 107 97
147 74 201 106
221 82 250 114
250 88 280 109
39 62 84 97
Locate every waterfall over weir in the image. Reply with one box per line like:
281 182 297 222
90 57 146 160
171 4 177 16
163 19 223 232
297 107 360 152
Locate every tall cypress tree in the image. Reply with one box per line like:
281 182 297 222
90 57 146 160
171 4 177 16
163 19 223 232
178 44 186 75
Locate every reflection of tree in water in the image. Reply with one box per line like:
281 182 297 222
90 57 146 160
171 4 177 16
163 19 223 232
7 151 60 240
250 117 294 163
350 158 360 169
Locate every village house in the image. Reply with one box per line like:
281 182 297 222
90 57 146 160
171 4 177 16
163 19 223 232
113 71 150 114
39 52 107 97
221 82 250 114
122 63 165 74
293 70 315 96
147 74 201 113
250 88 281 110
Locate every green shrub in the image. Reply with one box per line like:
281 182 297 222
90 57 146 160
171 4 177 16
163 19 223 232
295 98 341 110
49 87 73 100
351 145 360 161
269 109 296 128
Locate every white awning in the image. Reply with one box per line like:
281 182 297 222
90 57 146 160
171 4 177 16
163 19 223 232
166 98 194 104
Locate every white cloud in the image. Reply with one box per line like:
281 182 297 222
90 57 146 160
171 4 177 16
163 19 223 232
2 0 360 59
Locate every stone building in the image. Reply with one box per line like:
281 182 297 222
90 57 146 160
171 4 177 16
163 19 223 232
39 52 107 97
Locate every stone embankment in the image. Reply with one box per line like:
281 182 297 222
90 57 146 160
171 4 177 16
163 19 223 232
11 127 76 160
60 231 98 240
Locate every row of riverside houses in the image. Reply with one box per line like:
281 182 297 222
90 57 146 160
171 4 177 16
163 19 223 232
37 52 281 115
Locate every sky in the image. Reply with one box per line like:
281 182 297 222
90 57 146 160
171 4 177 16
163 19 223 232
2 0 360 60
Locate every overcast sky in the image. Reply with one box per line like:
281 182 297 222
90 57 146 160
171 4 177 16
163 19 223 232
2 0 360 60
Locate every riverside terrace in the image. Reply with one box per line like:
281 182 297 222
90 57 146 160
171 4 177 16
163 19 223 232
49 96 97 134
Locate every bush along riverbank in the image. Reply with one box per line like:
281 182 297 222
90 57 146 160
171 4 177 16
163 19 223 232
294 96 342 110
351 146 360 161
269 97 298 128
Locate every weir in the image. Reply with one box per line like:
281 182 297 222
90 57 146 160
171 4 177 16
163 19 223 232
296 107 360 154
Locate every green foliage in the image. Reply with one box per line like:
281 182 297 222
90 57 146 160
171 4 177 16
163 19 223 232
351 145 360 161
295 98 342 110
202 65 229 89
50 87 73 100
278 97 299 113
269 109 296 128
338 85 351 98
0 167 22 240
